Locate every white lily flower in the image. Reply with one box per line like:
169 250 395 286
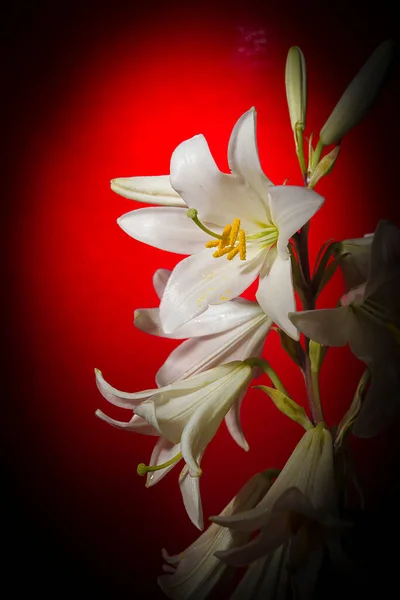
211 424 339 567
95 361 253 529
117 108 324 339
158 470 278 600
339 233 373 290
135 269 272 451
290 220 400 437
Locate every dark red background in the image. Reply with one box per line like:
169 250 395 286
3 1 400 596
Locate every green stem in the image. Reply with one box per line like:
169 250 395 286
245 357 290 397
304 354 324 424
310 138 324 173
295 126 307 181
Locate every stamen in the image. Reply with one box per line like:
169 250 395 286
227 246 240 260
205 240 220 248
229 218 241 246
137 452 182 476
239 229 246 260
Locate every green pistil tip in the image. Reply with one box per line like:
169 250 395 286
186 208 198 219
137 463 148 476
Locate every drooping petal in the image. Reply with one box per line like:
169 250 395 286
159 246 265 334
95 409 159 435
268 186 325 259
230 546 290 600
227 107 273 204
170 134 267 230
146 438 182 487
180 365 253 475
179 463 204 530
117 207 211 254
256 249 298 340
153 268 171 299
110 175 186 207
135 298 266 340
289 307 352 346
95 368 155 408
155 314 271 385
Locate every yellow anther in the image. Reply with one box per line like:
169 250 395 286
239 229 246 260
229 219 241 246
205 240 220 248
227 246 240 260
213 246 232 258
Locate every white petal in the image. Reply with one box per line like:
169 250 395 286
95 369 154 408
153 268 171 299
156 314 271 385
135 298 265 340
159 246 265 333
268 186 324 259
180 365 252 475
228 107 273 198
170 134 268 229
95 409 159 435
179 464 204 530
256 250 298 339
110 175 186 207
146 438 181 487
117 207 210 254
289 307 352 346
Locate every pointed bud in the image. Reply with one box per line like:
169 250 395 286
285 46 307 131
320 40 396 145
308 145 340 189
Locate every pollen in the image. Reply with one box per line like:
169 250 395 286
210 218 246 261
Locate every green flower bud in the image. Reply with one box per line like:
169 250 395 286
320 40 396 145
285 46 307 131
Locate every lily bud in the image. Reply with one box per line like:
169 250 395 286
308 145 340 189
285 46 307 131
320 39 396 145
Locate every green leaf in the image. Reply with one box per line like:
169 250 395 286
255 385 313 430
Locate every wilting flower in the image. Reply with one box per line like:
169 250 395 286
290 220 400 436
95 361 253 528
210 425 344 598
158 470 278 600
115 108 324 338
135 268 272 389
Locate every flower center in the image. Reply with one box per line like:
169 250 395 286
187 208 246 260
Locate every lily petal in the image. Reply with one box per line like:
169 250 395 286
179 463 204 530
160 246 265 333
366 219 400 298
95 368 154 408
155 314 271 385
117 207 211 254
146 438 182 488
170 134 267 229
256 249 298 339
289 307 352 346
95 409 158 435
135 298 265 340
110 175 186 207
180 365 253 475
153 268 171 300
268 186 324 259
228 107 273 204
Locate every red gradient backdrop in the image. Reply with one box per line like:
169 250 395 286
3 1 400 596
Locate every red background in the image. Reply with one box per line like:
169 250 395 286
3 0 400 596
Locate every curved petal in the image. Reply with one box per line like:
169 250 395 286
155 315 271 386
135 299 265 340
95 368 155 408
95 409 159 435
146 438 181 488
228 107 273 202
289 307 352 346
180 366 253 475
110 175 186 207
159 246 265 334
179 463 204 530
153 269 171 300
224 387 250 452
117 207 210 254
256 250 298 340
170 134 268 230
268 186 324 259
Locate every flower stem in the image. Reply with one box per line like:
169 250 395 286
304 354 324 424
245 357 290 396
